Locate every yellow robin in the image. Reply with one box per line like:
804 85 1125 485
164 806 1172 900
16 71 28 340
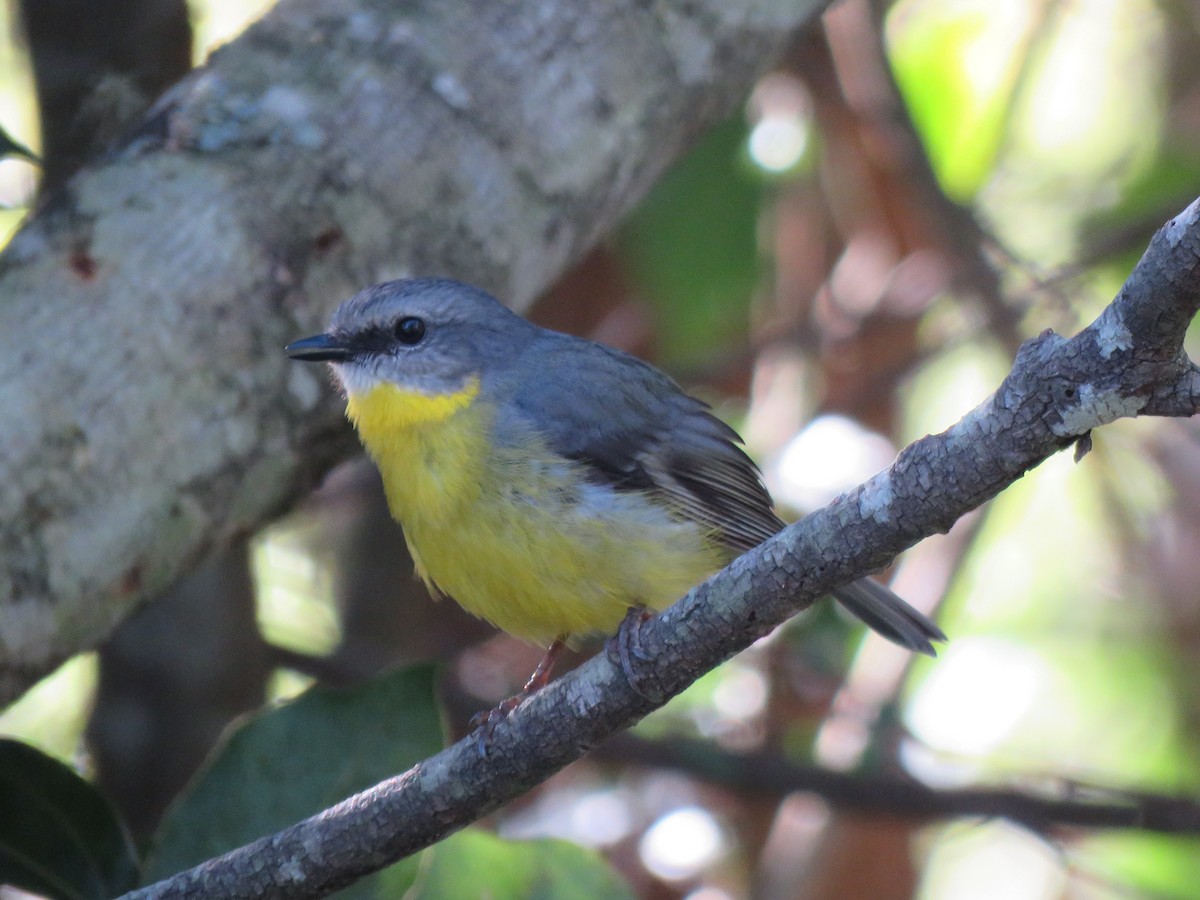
286 278 943 716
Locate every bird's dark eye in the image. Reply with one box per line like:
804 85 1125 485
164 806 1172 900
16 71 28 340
394 316 426 345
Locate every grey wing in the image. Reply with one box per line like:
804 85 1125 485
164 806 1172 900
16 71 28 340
636 405 785 553
503 335 783 555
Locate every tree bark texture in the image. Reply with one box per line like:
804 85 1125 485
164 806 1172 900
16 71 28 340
0 0 825 703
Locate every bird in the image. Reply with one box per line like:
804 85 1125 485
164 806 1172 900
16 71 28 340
285 278 944 722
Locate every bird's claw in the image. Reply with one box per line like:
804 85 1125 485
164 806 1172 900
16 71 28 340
468 693 525 757
606 607 664 703
467 638 566 757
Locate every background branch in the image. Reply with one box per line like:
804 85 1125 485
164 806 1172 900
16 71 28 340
595 734 1200 835
124 199 1200 899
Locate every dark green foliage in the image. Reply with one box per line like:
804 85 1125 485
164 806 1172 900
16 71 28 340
0 738 138 900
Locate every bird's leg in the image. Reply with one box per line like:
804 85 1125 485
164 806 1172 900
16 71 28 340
520 638 566 696
469 638 566 754
606 606 664 704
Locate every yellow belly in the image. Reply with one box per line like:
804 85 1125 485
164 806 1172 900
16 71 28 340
346 382 724 644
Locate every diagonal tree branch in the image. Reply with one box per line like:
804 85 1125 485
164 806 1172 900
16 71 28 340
123 200 1200 899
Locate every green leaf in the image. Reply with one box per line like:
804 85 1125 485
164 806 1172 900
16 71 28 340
406 829 634 900
0 738 138 900
616 118 761 369
887 3 1015 199
145 664 443 895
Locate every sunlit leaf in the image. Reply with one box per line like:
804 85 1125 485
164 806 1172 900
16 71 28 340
887 0 1028 198
1080 832 1200 900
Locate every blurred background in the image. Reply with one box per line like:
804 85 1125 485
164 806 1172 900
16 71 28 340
3 0 1200 897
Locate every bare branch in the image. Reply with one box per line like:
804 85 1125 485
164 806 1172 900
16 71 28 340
122 200 1200 899
596 734 1200 835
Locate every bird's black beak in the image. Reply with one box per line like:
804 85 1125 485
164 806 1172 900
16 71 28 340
285 333 354 362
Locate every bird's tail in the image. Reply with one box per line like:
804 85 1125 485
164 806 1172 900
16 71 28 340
831 578 946 656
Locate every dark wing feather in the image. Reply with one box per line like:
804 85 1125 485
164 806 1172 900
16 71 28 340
636 407 785 554
505 335 780 554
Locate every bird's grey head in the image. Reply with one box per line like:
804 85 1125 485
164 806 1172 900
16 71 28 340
285 278 536 397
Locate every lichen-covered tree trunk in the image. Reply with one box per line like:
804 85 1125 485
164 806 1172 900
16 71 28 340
0 0 826 703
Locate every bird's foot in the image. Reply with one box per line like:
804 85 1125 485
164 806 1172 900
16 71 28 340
606 607 664 704
468 694 525 757
467 638 566 757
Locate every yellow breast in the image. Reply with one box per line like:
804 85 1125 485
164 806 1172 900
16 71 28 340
347 379 487 524
345 380 724 645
